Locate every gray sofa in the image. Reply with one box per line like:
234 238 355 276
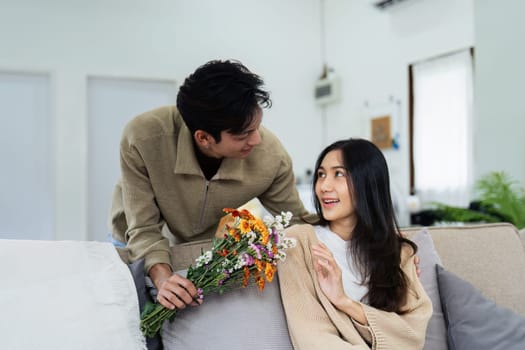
162 222 525 349
403 223 525 316
7 223 522 349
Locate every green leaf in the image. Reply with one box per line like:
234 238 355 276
475 171 525 229
431 203 500 223
140 300 158 318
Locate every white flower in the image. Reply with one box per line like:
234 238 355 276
282 211 293 225
263 212 293 232
246 231 257 244
279 237 297 249
276 251 287 262
263 215 274 227
221 258 231 268
287 237 297 248
233 256 244 270
195 250 213 267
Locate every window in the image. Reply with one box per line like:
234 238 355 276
409 49 474 208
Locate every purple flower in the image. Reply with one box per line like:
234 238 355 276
242 253 254 266
260 246 268 255
250 243 262 259
272 228 279 244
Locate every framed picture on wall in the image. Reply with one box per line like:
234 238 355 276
371 115 392 149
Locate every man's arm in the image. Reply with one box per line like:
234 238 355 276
120 142 201 309
119 143 171 272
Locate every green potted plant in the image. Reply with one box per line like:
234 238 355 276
431 171 525 229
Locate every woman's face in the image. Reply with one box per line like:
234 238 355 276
315 149 356 234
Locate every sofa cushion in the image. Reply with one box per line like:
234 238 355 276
161 272 292 350
520 228 525 250
436 265 525 350
1 240 145 349
405 223 525 316
410 228 447 350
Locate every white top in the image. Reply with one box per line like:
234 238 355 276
314 225 368 303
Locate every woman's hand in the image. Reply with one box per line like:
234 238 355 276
311 242 347 306
149 263 203 310
311 243 367 325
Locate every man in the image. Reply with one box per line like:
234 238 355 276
110 60 314 311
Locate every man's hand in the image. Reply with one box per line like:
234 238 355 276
149 263 202 310
400 231 422 278
414 255 421 278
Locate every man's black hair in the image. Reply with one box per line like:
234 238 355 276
176 60 272 142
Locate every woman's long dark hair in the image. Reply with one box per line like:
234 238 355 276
312 138 417 313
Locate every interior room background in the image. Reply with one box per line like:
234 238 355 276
1 0 523 241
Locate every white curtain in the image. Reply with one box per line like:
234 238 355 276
413 50 474 207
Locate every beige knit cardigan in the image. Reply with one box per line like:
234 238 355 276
278 224 432 350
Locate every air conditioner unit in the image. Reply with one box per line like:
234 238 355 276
314 76 341 106
367 0 414 10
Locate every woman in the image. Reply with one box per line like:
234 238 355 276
278 139 432 350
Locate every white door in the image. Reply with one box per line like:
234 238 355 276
0 72 54 240
87 77 177 241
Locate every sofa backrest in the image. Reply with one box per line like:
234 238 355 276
170 223 525 316
403 223 525 316
171 239 213 271
520 228 525 251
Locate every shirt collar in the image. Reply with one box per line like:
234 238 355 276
173 124 245 181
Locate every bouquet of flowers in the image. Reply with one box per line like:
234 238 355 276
140 208 296 338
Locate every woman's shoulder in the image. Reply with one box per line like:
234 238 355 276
284 224 317 241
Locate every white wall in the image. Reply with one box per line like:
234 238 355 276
474 0 525 185
1 0 521 239
322 0 475 223
0 72 54 240
0 0 322 240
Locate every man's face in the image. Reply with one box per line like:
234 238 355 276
206 108 263 159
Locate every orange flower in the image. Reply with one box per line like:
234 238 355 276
239 219 252 234
239 209 255 220
261 231 269 245
252 219 268 234
264 263 276 282
223 208 240 217
242 266 250 287
228 228 241 242
216 248 229 257
256 276 265 291
251 219 270 244
255 259 263 272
